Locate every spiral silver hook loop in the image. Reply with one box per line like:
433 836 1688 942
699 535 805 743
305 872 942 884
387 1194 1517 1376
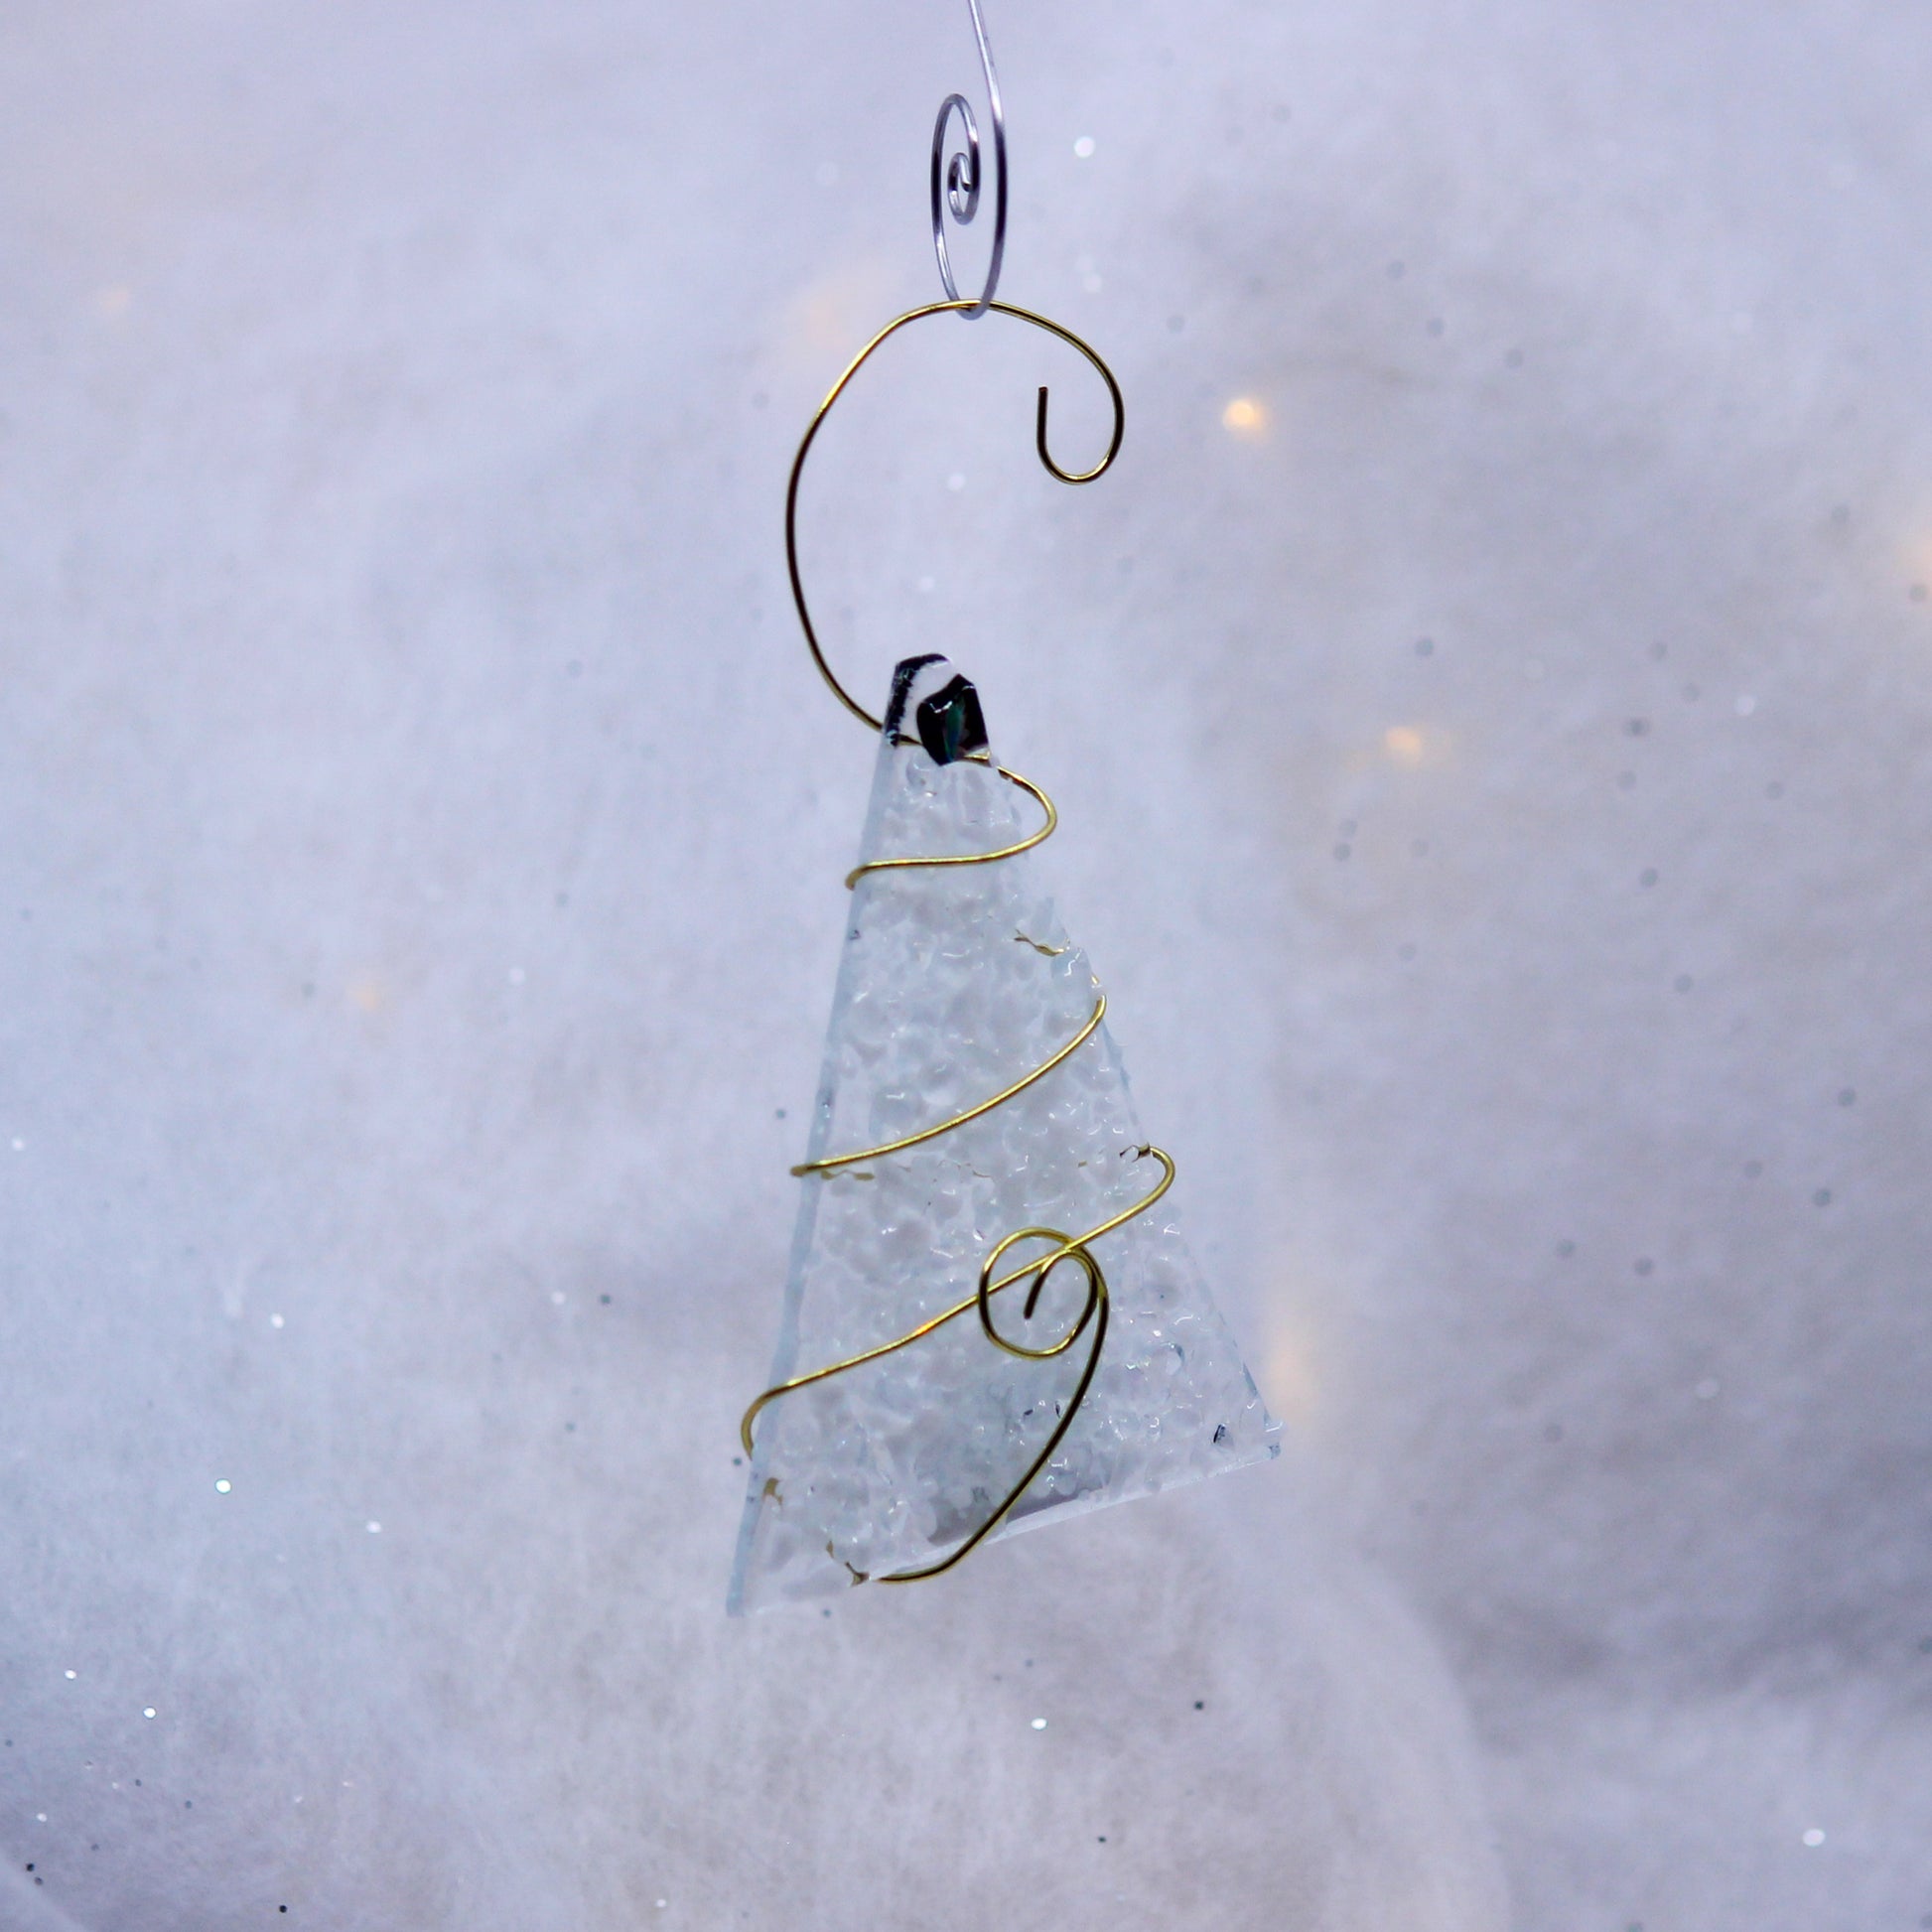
930 0 1006 317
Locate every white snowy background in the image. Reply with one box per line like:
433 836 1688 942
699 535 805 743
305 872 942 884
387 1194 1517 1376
2 2 1929 1927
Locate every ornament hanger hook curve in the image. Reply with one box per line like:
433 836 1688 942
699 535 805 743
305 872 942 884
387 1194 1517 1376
930 0 1007 317
784 299 1126 732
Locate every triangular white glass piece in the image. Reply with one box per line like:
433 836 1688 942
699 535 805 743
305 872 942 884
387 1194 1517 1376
730 656 1278 1612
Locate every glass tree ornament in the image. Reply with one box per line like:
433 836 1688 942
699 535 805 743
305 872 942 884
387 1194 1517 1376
731 656 1278 1613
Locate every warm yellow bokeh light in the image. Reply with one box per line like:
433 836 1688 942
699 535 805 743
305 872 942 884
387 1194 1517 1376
1349 722 1451 775
1898 519 1932 594
1221 396 1266 433
1263 1321 1319 1428
347 972 388 1015
783 261 894 360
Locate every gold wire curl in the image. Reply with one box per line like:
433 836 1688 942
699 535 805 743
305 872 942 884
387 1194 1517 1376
785 298 1126 735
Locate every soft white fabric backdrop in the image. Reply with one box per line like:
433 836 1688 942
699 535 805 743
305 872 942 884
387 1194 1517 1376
2 2 1927 1927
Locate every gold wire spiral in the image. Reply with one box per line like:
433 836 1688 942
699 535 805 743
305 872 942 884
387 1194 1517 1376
741 1127 1173 1586
742 297 1157 1586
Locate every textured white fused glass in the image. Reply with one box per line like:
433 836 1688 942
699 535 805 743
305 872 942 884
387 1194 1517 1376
730 657 1278 1612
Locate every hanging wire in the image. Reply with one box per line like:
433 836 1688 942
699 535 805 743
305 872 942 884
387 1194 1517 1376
930 0 1007 316
741 0 1161 1588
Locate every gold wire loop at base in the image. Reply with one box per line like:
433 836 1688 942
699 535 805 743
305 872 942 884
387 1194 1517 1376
740 1145 1173 1585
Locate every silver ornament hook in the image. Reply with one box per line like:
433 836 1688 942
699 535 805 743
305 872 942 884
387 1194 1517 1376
929 0 1007 317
